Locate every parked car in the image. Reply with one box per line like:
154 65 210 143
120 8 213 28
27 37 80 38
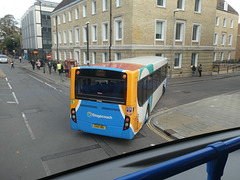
0 55 8 63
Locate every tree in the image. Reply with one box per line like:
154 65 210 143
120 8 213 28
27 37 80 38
0 14 20 55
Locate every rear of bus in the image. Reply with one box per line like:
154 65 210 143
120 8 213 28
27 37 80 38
70 67 137 139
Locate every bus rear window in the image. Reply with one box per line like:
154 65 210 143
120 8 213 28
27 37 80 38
75 70 127 104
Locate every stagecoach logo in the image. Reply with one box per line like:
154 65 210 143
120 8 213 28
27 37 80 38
87 112 112 119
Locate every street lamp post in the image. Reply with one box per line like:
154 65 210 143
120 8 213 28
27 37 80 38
170 9 183 79
86 22 90 65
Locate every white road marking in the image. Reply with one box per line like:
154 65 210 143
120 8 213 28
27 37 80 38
5 77 8 81
7 82 12 89
29 74 57 90
41 161 51 176
21 112 36 140
6 101 16 104
44 82 57 90
28 74 43 83
12 92 19 104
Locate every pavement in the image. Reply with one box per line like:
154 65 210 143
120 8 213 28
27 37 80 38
3 57 240 140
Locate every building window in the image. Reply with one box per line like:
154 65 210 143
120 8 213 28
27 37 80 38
54 51 57 60
228 52 231 61
63 31 67 44
63 13 66 23
192 24 200 42
177 0 185 10
156 53 164 57
59 51 62 60
54 32 57 44
69 29 73 43
194 0 201 13
92 25 97 42
213 52 217 62
83 26 87 42
69 11 72 22
228 35 233 46
92 52 96 64
64 51 67 60
83 5 87 17
221 33 226 45
216 17 219 26
191 53 198 67
174 53 182 68
115 19 122 40
102 22 109 41
70 51 73 59
102 52 107 62
103 0 108 11
75 8 79 20
175 23 184 41
220 52 224 61
115 53 121 61
57 15 60 24
223 18 227 27
53 17 56 26
58 32 61 44
157 0 165 7
75 51 80 63
116 0 122 7
75 28 80 43
156 20 165 40
214 33 218 45
83 52 87 64
92 0 96 15
230 20 234 28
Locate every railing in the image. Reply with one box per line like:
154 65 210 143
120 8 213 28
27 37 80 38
116 136 240 180
213 61 240 74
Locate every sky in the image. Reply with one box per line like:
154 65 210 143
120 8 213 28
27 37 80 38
0 0 239 23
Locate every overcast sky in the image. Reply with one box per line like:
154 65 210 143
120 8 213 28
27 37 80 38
0 0 239 23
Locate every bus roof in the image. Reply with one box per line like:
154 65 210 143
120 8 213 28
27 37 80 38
87 56 168 71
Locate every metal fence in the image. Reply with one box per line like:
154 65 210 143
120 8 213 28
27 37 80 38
213 61 240 74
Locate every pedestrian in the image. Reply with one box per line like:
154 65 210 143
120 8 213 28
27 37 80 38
37 60 41 70
11 60 14 68
48 61 52 74
31 60 35 70
198 64 202 77
53 61 57 72
57 62 62 75
19 56 22 63
191 65 196 77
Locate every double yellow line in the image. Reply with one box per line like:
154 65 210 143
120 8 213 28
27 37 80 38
146 116 174 142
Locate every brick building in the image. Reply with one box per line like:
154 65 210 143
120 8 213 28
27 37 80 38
51 0 239 77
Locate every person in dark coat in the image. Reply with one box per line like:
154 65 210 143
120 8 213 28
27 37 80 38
198 64 202 77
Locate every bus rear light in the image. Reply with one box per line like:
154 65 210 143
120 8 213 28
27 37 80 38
123 116 130 130
71 108 77 123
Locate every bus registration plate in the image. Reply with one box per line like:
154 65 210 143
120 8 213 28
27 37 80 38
93 124 106 130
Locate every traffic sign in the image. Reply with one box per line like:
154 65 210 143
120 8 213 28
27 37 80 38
47 54 51 59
